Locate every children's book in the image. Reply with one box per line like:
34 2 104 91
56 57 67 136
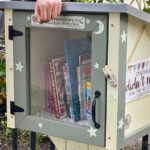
86 81 92 123
77 66 85 120
78 54 91 120
45 64 56 114
80 64 91 121
79 53 91 66
48 61 60 118
52 57 68 118
64 37 91 122
62 63 72 118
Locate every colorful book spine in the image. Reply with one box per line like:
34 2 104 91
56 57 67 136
52 57 67 118
78 54 91 120
81 64 91 121
77 66 86 120
48 61 59 118
45 64 55 114
62 63 72 118
86 81 92 123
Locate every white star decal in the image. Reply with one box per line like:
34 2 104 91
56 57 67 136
94 62 100 69
118 118 124 130
15 61 24 72
27 15 31 21
38 123 43 128
85 18 91 24
87 126 98 137
121 31 127 43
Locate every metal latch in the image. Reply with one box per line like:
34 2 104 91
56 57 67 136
102 65 117 87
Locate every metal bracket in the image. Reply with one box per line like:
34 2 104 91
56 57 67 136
9 26 23 40
10 101 24 115
102 65 117 87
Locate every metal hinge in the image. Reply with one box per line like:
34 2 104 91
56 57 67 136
10 101 24 115
102 65 117 87
9 26 23 40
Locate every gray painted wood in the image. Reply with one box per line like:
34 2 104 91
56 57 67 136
12 10 107 147
0 2 149 23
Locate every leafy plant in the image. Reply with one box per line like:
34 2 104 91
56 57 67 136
0 53 6 93
143 0 150 13
0 50 6 113
0 32 6 107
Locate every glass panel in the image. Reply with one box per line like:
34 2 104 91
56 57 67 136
29 27 92 127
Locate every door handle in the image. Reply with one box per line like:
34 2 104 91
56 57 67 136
92 91 101 129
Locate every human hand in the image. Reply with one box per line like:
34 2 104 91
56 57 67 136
35 0 62 23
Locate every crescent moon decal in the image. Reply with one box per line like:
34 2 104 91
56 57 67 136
94 20 104 35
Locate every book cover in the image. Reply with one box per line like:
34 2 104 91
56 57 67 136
86 81 92 123
52 57 68 118
80 64 91 121
77 66 85 120
79 53 91 66
78 54 91 120
48 61 60 118
62 63 72 118
45 64 55 114
64 37 91 122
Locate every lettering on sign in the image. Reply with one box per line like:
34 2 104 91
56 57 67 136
126 58 150 103
31 15 85 30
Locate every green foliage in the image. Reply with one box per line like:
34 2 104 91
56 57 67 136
0 119 51 149
79 0 100 3
147 0 150 6
143 7 150 13
104 0 120 3
143 0 150 14
0 53 6 94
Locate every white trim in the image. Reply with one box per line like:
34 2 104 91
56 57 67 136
5 9 15 128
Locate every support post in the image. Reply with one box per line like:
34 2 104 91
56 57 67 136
142 134 149 150
31 131 36 150
49 138 55 150
12 128 18 150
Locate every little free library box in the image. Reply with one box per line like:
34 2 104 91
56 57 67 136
0 1 150 150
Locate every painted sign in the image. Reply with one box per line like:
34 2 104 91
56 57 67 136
31 15 85 30
126 58 150 103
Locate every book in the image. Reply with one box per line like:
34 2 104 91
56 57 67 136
45 64 56 114
86 81 92 123
52 57 68 118
79 53 91 66
62 63 72 118
79 64 91 121
48 61 60 118
64 37 91 122
77 66 85 120
78 54 91 120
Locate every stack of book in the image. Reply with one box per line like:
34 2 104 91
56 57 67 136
45 37 92 123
